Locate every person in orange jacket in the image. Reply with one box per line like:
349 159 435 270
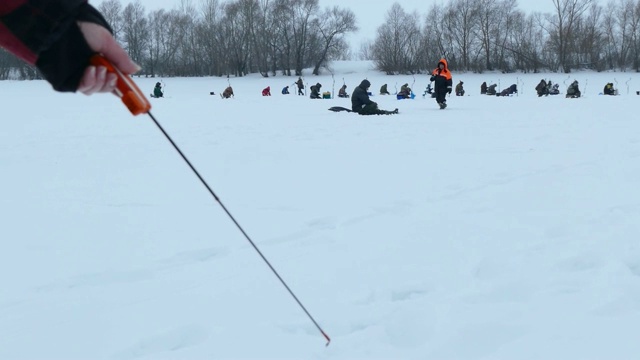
429 58 453 109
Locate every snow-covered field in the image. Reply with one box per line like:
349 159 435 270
1 61 640 359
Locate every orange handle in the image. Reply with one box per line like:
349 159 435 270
90 55 151 116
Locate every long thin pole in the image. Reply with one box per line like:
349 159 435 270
146 111 331 346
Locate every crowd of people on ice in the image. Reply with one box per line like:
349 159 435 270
150 63 621 115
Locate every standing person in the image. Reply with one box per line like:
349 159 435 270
351 80 398 115
430 59 453 109
296 77 305 95
0 1 140 94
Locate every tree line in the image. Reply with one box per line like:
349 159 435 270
1 0 640 80
369 0 640 74
0 0 356 80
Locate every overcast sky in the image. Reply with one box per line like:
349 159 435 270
89 0 585 47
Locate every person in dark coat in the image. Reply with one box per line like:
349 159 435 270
486 84 497 95
296 77 304 95
351 80 398 115
380 84 391 95
603 82 615 95
455 81 464 96
566 80 581 98
481 81 487 94
222 86 234 99
338 84 349 98
152 82 163 98
398 83 412 99
535 79 548 97
497 84 517 97
310 83 322 99
429 58 453 109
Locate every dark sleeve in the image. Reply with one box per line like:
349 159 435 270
0 1 113 92
359 91 373 106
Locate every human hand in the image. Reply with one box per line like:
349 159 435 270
77 22 141 95
447 86 452 94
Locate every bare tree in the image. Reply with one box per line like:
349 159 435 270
98 0 124 41
372 3 422 74
121 1 149 68
310 6 357 75
547 0 594 72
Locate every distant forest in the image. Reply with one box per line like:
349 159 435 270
0 0 638 80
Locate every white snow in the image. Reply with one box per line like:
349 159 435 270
1 61 640 359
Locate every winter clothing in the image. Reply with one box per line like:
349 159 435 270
603 83 615 95
338 84 349 98
262 86 271 96
486 84 497 96
566 80 581 98
296 77 304 95
535 79 548 97
380 84 390 95
481 82 487 94
549 84 560 95
497 84 517 97
455 81 464 96
398 83 412 99
153 82 163 98
310 83 322 99
282 86 290 94
222 86 234 99
0 0 112 92
351 80 397 115
430 59 453 108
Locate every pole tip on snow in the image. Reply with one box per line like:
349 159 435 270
322 331 331 346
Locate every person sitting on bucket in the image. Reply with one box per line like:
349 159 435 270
222 86 234 99
351 80 398 115
398 83 412 99
338 84 349 98
486 83 497 95
380 84 391 95
310 83 322 99
153 82 163 98
455 81 464 96
603 82 615 95
566 80 581 98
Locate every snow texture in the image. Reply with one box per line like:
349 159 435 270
1 61 640 359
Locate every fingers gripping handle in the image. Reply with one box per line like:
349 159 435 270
89 55 151 116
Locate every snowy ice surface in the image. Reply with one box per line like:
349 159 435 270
1 61 640 359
